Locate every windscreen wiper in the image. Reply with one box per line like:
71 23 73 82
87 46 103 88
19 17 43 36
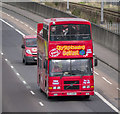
60 72 64 79
60 71 71 79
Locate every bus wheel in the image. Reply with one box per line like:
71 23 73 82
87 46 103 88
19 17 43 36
40 87 43 93
47 95 52 99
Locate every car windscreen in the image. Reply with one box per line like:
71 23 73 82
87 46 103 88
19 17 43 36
49 59 93 77
50 24 91 41
25 38 37 47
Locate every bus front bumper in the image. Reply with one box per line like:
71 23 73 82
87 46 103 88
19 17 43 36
48 91 94 97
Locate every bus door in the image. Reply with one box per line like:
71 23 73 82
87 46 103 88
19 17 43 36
42 58 48 92
37 53 43 86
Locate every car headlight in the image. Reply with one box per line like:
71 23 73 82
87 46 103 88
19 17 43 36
26 50 32 54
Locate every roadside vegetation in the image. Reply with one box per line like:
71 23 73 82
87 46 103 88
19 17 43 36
45 2 119 33
79 2 119 12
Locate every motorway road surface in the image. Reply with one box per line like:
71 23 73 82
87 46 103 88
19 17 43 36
1 6 119 113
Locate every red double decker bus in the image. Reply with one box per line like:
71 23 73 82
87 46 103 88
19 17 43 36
37 18 97 99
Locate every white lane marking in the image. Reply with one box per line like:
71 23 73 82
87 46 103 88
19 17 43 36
25 24 28 27
20 21 24 24
26 85 31 89
11 65 14 69
2 12 6 14
94 71 99 75
23 80 27 85
15 19 19 21
102 77 112 85
16 73 20 76
7 14 10 16
30 27 33 30
0 18 14 28
5 59 8 61
39 102 44 106
11 16 14 19
4 57 28 86
1 18 26 37
95 92 119 113
117 88 120 91
30 91 35 95
1 52 3 55
15 28 25 36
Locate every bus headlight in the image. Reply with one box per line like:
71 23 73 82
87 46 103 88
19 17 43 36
57 86 60 89
26 50 32 54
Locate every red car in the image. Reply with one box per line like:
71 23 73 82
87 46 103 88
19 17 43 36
21 35 37 65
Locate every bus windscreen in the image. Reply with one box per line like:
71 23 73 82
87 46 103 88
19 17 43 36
49 59 93 77
50 24 91 41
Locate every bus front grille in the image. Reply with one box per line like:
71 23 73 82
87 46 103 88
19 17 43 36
64 85 79 90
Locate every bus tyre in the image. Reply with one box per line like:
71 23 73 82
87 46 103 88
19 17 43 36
40 88 43 93
47 95 51 99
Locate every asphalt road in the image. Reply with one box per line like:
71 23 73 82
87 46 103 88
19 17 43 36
1 6 119 113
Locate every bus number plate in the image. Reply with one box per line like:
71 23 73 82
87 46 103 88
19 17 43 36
67 92 77 95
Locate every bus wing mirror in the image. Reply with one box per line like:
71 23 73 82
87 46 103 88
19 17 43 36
21 44 25 49
94 58 98 66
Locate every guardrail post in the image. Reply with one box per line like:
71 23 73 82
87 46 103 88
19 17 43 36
101 1 104 24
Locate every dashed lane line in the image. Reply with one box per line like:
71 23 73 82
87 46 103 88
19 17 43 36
30 91 35 95
2 12 6 14
7 14 10 16
4 57 34 94
15 19 19 21
94 71 99 75
39 102 44 107
20 21 24 24
1 52 3 55
4 58 24 81
2 11 35 33
16 73 20 76
117 88 120 91
25 24 28 27
10 65 14 69
5 58 8 61
23 80 27 85
30 27 33 30
11 16 14 19
102 77 112 85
